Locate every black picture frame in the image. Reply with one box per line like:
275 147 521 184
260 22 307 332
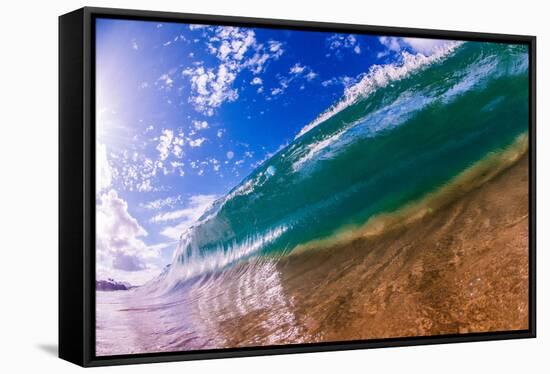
59 6 537 367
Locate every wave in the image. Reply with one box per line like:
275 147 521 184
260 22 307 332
289 132 528 256
144 41 529 294
294 41 463 139
150 225 289 293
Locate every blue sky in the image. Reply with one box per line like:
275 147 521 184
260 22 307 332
95 17 451 284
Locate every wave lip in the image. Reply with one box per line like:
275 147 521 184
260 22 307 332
294 41 463 139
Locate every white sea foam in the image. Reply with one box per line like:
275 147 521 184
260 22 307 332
155 225 289 293
294 41 463 139
291 129 347 171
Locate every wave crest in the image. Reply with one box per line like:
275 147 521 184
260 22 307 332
295 41 463 139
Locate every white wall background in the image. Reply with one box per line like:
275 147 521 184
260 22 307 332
0 0 546 371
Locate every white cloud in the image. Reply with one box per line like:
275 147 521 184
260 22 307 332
209 158 221 172
217 129 225 138
99 130 183 194
245 53 270 75
270 64 316 96
96 143 112 193
113 133 188 192
183 26 284 115
377 50 390 59
321 75 357 88
378 36 450 56
188 137 206 147
289 63 306 75
159 194 218 239
251 77 263 85
305 71 317 81
147 241 178 252
136 179 153 192
96 190 160 284
156 129 174 161
192 120 209 130
131 40 139 50
226 151 234 159
378 36 402 52
328 34 360 53
155 129 185 163
140 195 182 210
401 37 450 55
172 144 183 158
158 73 174 89
170 161 185 176
189 24 209 30
268 40 284 58
182 64 238 116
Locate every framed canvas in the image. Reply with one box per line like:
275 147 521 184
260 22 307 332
59 6 536 367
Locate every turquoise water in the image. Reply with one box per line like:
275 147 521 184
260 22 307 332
161 41 529 287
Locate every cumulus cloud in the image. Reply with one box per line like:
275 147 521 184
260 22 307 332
140 195 182 210
158 73 174 89
188 137 206 147
136 179 153 192
96 143 112 193
192 120 209 130
156 129 174 161
155 128 185 167
378 36 451 56
327 34 361 55
189 24 209 30
182 26 284 115
321 75 357 88
182 64 238 116
305 71 318 81
96 190 160 283
251 77 263 85
289 63 306 74
267 40 284 58
112 129 186 193
209 158 221 172
269 63 317 96
401 37 450 55
172 144 183 158
378 36 402 52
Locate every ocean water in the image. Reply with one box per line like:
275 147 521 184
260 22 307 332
151 41 529 293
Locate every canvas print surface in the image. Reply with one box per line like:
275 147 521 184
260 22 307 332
95 18 530 356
